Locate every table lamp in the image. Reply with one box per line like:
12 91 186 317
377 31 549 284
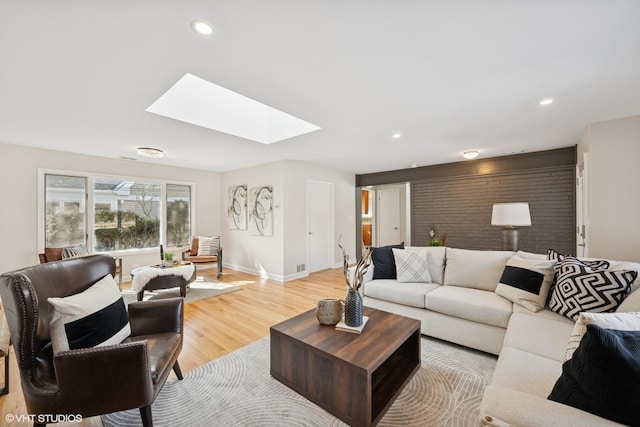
491 203 531 251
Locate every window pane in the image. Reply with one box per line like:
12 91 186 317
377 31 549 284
45 175 87 247
94 179 161 251
166 184 191 246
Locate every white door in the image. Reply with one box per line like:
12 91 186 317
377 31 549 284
377 188 401 246
307 181 333 273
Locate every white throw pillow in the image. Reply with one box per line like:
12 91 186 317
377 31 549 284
392 248 432 283
564 311 640 361
516 250 546 260
48 274 130 354
197 236 220 256
444 248 514 291
495 254 556 312
61 244 90 259
406 246 446 284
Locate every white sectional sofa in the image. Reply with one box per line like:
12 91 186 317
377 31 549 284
360 246 640 427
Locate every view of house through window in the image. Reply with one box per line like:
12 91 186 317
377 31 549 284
166 184 191 246
43 173 192 253
45 174 87 247
94 179 161 251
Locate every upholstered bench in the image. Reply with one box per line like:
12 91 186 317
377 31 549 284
131 263 197 301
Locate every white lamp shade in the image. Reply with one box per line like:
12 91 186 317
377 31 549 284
491 203 531 227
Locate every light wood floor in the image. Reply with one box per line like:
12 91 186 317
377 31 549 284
0 267 347 426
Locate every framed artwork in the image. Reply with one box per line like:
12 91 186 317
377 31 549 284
249 186 273 236
228 185 247 230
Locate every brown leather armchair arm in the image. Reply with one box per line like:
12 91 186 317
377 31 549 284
128 298 184 336
54 341 153 414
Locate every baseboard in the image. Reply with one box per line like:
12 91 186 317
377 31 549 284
222 263 287 282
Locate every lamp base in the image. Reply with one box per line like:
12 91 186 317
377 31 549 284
502 228 519 251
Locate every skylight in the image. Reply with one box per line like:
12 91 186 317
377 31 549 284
146 73 320 144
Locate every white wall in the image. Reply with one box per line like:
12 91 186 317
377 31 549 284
282 161 356 280
221 161 286 280
0 143 221 275
222 160 355 281
578 115 640 262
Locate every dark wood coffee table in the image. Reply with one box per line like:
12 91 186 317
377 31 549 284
270 307 421 427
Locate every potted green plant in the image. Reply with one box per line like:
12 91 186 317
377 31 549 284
163 251 174 266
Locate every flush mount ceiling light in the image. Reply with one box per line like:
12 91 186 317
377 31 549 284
463 150 479 159
539 98 554 106
137 147 164 158
191 20 214 36
392 132 402 139
146 73 321 144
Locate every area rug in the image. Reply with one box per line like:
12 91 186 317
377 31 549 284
122 277 241 305
103 336 496 427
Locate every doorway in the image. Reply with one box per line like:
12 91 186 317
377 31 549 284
307 180 334 273
377 188 402 246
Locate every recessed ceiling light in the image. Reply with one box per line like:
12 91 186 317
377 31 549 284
191 20 214 36
463 150 479 159
137 147 164 158
409 163 417 168
539 98 554 106
392 133 402 139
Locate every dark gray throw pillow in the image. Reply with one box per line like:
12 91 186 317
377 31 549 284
371 243 404 280
548 324 640 426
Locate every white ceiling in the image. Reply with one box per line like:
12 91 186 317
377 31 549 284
2 1 640 175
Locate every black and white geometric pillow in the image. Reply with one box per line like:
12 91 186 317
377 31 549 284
547 249 610 270
48 274 131 354
548 257 637 321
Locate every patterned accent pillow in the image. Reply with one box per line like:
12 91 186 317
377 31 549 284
564 312 640 360
548 257 637 321
197 236 220 256
547 249 610 270
392 248 432 283
61 244 90 259
47 274 130 354
495 254 556 312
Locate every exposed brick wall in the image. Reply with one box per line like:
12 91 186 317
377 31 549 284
411 166 575 255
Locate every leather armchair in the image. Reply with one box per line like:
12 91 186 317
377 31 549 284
182 236 222 278
0 255 183 427
38 247 123 288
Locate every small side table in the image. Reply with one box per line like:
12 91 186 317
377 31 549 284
113 256 123 290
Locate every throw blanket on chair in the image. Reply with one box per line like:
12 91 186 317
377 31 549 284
131 264 196 293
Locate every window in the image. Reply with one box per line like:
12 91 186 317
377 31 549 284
42 172 193 253
45 174 87 247
94 179 161 251
166 184 191 246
